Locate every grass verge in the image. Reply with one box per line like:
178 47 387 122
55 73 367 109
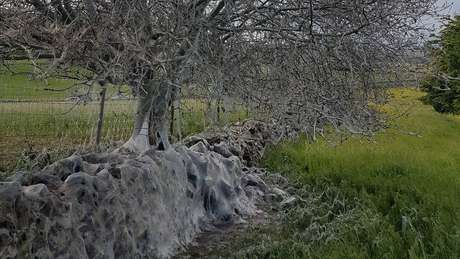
220 88 460 258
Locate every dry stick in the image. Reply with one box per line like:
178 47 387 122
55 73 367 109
95 85 107 147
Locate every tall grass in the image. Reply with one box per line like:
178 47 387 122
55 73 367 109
225 88 460 258
0 99 248 172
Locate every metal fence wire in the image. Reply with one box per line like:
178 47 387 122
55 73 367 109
0 91 247 171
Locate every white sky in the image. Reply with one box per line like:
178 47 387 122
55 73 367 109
446 0 460 15
425 1 460 32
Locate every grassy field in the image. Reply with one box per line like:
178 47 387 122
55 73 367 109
0 61 77 100
0 62 248 172
0 99 247 172
0 101 134 171
0 61 134 171
215 88 460 258
0 60 133 100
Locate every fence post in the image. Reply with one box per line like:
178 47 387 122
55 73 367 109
95 83 107 146
216 98 221 124
177 98 182 141
170 100 175 139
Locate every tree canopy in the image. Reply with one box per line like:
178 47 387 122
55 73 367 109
422 15 460 114
0 0 440 151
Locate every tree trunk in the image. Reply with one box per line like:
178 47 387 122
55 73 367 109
121 78 176 153
149 81 173 150
121 81 155 153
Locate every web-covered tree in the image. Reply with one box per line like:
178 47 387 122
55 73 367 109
0 0 440 152
422 15 460 114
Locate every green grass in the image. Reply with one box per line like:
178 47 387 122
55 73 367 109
0 61 77 100
0 101 133 171
0 99 248 172
0 60 131 100
225 88 460 259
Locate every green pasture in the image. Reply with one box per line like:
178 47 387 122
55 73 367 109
214 88 460 259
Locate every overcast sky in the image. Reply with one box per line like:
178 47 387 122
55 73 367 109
426 1 460 31
446 0 460 15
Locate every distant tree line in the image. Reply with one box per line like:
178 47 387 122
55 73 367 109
422 15 460 114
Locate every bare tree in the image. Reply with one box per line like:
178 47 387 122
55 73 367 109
0 0 442 152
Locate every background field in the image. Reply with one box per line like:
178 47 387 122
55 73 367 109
0 62 247 172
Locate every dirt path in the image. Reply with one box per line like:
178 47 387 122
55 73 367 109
174 210 276 259
173 180 287 259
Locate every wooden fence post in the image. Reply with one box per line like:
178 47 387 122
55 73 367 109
95 84 107 146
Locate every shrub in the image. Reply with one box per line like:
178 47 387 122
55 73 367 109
422 16 460 114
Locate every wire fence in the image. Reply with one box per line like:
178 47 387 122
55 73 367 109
0 93 248 172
